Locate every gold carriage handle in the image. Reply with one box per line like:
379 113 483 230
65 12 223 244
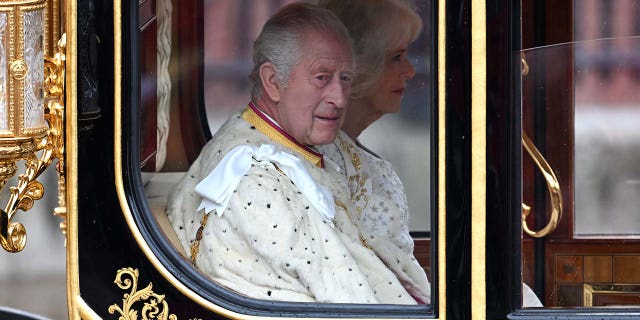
521 131 563 238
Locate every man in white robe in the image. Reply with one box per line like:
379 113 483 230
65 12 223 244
167 3 422 304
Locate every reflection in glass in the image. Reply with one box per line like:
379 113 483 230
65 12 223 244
524 17 640 238
574 37 640 237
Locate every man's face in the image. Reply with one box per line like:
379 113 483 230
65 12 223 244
272 31 354 146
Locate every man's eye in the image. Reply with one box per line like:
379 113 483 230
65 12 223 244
311 74 332 87
392 54 403 62
340 74 352 83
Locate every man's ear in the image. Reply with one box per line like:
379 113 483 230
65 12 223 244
259 62 281 103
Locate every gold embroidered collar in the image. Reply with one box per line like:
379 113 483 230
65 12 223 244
242 103 324 168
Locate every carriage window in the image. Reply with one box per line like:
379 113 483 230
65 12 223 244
137 0 435 313
521 0 640 309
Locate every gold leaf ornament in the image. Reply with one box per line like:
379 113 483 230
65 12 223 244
108 268 178 320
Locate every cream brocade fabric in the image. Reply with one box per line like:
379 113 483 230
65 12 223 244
166 111 420 304
318 131 545 307
317 131 431 304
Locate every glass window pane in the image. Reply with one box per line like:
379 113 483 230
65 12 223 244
573 0 640 237
140 0 435 311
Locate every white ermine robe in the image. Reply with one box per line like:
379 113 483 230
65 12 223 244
166 104 418 304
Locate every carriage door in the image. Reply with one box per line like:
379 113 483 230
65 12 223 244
520 0 640 309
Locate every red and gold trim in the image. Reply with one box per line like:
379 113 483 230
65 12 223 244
242 103 324 168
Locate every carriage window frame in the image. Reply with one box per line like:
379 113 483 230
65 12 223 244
117 0 441 318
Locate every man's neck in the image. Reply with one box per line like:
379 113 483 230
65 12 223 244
250 100 281 129
252 98 280 126
243 103 324 168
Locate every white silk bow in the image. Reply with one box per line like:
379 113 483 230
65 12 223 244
195 144 335 223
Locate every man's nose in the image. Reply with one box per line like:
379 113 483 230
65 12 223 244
327 77 348 108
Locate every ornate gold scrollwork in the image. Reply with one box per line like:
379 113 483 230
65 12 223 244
0 152 46 252
108 268 178 320
45 34 68 240
0 35 66 253
521 132 563 238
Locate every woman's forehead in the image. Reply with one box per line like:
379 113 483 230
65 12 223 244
387 23 418 49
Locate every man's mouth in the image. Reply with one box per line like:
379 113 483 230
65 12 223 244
315 113 340 121
315 114 340 121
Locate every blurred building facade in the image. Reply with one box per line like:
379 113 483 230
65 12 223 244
573 0 640 235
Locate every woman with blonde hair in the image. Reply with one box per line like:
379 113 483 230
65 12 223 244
317 0 430 304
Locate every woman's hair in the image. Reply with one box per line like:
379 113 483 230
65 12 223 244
249 2 353 101
318 0 422 99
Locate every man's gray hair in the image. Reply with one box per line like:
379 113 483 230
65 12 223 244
249 2 353 101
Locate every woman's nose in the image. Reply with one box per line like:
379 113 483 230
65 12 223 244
403 60 416 79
